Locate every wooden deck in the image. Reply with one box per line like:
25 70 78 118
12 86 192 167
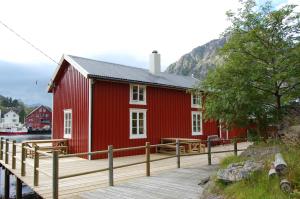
0 142 251 199
80 165 219 199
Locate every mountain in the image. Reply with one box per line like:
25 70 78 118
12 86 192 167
166 37 227 80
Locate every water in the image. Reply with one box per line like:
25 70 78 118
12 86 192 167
0 133 51 198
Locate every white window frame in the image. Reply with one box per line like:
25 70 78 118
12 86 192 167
129 108 147 139
191 94 202 108
192 111 203 135
130 84 146 105
63 109 72 139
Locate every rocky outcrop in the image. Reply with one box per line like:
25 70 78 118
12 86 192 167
217 160 263 183
165 37 227 80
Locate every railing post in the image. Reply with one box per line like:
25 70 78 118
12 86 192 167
207 138 211 165
21 143 26 176
52 150 59 199
34 145 39 186
0 137 3 160
176 139 180 168
108 145 114 186
145 142 150 176
234 139 238 156
4 168 10 199
16 176 22 199
12 140 16 169
5 139 9 164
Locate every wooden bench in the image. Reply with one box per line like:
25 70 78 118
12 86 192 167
157 144 185 154
23 139 68 158
187 142 206 153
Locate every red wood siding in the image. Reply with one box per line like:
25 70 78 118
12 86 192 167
25 106 52 131
52 62 89 154
92 81 219 157
229 128 247 139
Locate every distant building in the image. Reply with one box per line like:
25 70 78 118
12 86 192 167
0 110 21 128
25 105 52 131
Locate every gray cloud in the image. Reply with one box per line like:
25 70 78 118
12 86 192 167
0 61 55 106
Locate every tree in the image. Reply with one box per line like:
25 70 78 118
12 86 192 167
195 0 300 136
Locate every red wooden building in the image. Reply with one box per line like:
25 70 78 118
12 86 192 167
25 105 52 132
48 52 246 158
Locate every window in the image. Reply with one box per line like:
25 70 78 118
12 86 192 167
64 109 72 139
130 84 146 105
130 109 147 139
191 94 202 108
12 119 17 122
192 111 202 135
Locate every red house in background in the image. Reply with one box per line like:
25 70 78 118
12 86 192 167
25 105 52 132
48 52 246 158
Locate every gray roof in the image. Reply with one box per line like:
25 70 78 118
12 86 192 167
68 55 199 89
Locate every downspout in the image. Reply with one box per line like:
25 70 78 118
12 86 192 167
88 79 94 160
51 87 54 139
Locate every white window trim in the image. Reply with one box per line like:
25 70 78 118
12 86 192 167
129 84 147 105
129 108 147 139
63 109 72 139
191 94 201 108
192 111 203 136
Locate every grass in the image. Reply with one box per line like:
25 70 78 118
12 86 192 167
219 155 246 169
212 141 300 199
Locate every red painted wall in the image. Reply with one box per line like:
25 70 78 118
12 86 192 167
52 62 89 154
25 106 52 131
92 80 219 157
229 128 248 139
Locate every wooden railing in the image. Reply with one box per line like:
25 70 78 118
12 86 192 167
0 137 249 199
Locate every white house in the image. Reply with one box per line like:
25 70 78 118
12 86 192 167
0 110 20 128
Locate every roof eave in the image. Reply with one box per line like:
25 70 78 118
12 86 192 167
87 74 193 91
47 54 90 93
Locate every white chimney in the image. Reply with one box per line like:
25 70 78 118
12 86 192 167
149 50 161 75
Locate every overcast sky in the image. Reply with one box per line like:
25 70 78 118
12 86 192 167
0 0 298 106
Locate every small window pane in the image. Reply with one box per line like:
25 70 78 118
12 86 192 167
139 112 144 120
139 127 144 134
193 126 197 132
139 93 144 101
139 119 144 127
132 112 137 119
132 86 138 100
132 120 137 128
139 87 144 101
132 128 137 135
133 92 138 100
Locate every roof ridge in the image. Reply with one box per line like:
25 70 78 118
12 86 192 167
68 55 149 72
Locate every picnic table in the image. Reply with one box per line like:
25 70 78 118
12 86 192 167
159 138 205 154
23 139 68 158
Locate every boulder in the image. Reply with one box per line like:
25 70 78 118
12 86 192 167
217 160 263 182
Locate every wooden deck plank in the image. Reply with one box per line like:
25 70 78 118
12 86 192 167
0 142 251 199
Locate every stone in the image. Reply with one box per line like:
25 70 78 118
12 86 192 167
198 176 210 186
217 160 263 182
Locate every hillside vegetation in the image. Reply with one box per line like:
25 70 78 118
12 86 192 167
0 95 35 123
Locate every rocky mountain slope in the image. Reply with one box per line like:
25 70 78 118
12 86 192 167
166 37 227 80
